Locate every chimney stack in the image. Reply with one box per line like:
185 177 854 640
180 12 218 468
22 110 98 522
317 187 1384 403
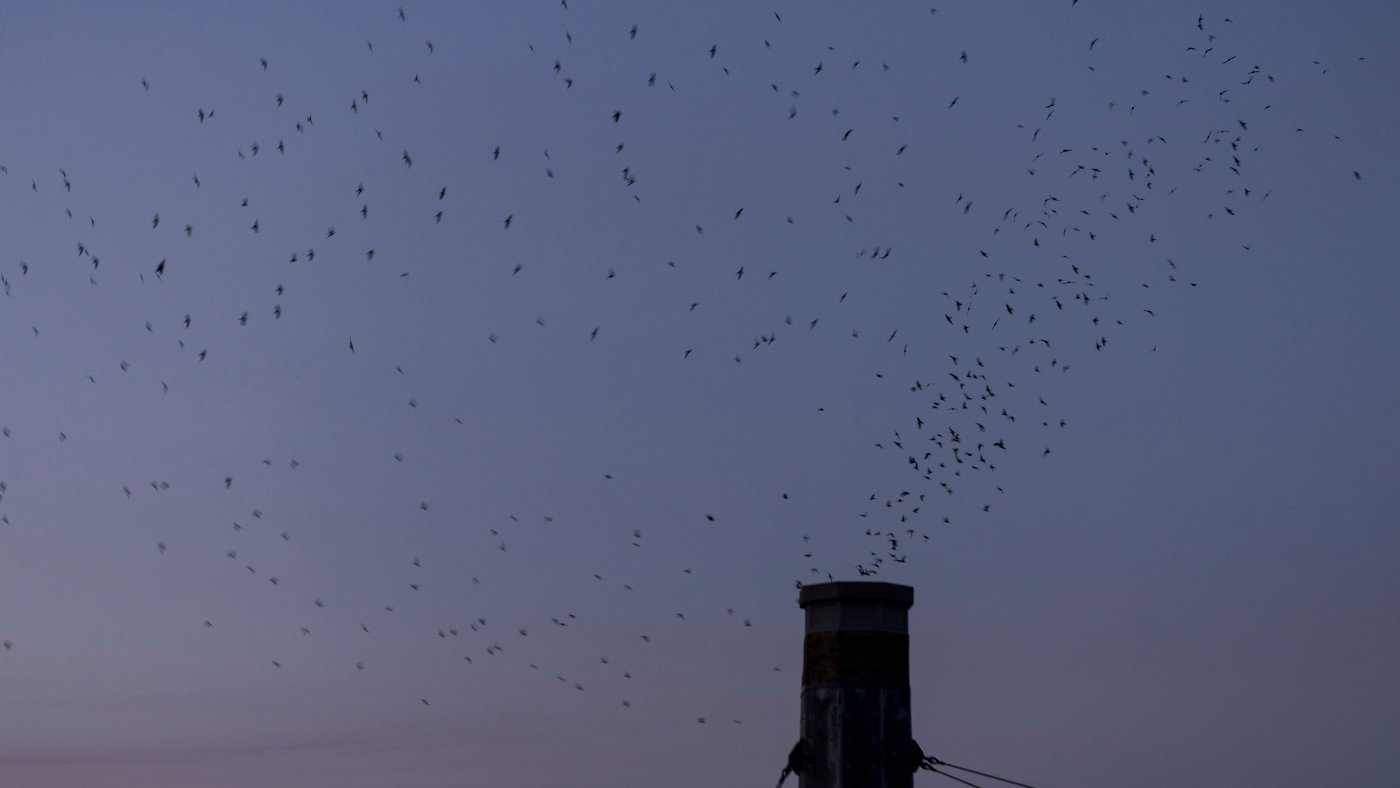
795 581 917 788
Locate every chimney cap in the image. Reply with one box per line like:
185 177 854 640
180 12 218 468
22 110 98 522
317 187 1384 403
798 581 913 609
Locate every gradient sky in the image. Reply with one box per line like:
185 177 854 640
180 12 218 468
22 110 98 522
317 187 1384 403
1 2 1397 787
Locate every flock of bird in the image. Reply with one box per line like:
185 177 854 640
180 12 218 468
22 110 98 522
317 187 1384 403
0 2 1364 738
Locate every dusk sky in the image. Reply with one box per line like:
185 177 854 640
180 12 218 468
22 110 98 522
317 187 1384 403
1 2 1397 786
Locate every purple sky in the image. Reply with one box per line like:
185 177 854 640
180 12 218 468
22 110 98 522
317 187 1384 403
1 2 1397 786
